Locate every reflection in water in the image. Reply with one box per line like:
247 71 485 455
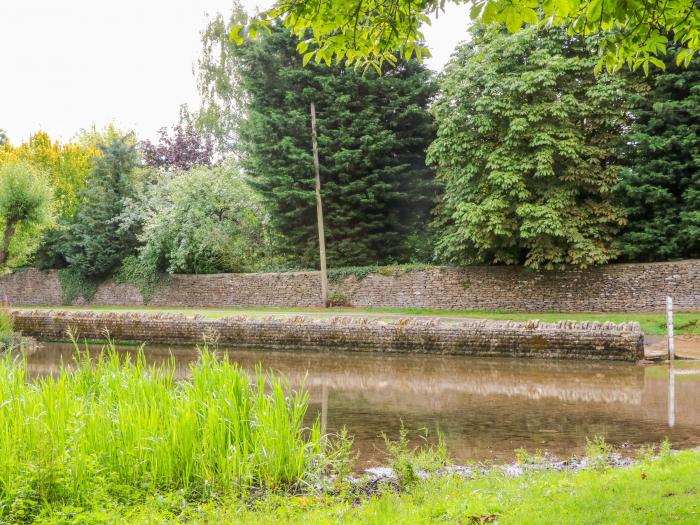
27 342 700 466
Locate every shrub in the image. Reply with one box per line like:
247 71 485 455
124 165 276 276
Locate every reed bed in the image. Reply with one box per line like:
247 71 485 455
0 344 344 514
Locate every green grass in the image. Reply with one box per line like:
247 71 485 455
27 451 700 524
0 345 347 524
15 305 700 336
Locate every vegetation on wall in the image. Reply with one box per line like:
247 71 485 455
428 26 629 270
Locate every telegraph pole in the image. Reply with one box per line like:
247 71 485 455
310 102 328 307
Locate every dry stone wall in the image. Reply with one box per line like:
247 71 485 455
11 310 645 361
0 260 698 312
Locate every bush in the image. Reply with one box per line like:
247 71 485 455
124 165 276 276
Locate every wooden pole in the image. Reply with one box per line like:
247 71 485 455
310 102 328 307
667 296 674 362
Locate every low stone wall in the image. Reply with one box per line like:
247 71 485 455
1 260 698 312
11 310 645 361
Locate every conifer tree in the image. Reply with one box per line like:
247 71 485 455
236 24 437 267
616 48 700 261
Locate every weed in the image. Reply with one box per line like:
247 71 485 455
382 425 449 487
586 436 614 470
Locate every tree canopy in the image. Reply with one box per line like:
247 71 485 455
236 24 437 267
239 0 699 73
428 26 629 269
616 46 700 261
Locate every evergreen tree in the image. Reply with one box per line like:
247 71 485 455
428 26 629 270
616 48 700 261
61 137 140 278
237 24 437 267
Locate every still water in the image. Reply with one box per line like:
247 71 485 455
28 342 700 467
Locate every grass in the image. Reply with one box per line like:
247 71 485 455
14 305 700 336
24 450 700 524
0 344 348 524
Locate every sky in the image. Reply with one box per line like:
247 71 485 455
0 1 470 145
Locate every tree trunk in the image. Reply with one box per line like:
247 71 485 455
0 223 15 266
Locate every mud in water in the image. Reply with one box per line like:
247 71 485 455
28 341 700 467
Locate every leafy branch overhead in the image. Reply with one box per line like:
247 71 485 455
234 0 700 72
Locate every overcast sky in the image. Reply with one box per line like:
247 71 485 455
0 1 470 145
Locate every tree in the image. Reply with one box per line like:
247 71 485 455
616 47 700 261
239 0 700 73
0 130 7 147
237 24 437 267
190 2 248 156
428 26 629 270
60 138 140 278
0 131 98 219
0 162 53 267
122 165 275 275
140 121 214 170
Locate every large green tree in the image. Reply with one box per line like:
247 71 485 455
236 24 437 267
238 0 700 73
616 48 700 261
428 26 629 270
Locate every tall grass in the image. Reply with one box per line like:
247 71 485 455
0 344 345 520
0 308 15 351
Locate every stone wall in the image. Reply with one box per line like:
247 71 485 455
11 310 645 361
1 260 698 312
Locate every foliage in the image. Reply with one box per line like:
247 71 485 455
382 426 449 487
14 448 700 523
113 256 171 303
190 2 248 156
238 0 700 74
326 263 434 283
0 131 98 219
616 47 700 261
0 345 346 523
238 24 437 267
57 267 98 304
0 308 13 351
59 137 141 278
140 121 214 171
0 162 53 268
428 26 629 270
122 165 276 276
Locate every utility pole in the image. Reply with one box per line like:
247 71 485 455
310 102 328 307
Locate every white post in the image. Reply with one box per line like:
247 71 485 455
666 296 674 362
668 363 676 428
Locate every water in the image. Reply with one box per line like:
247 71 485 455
28 341 700 467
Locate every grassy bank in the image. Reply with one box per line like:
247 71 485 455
16 305 700 336
23 450 700 524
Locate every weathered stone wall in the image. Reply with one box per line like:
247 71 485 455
1 260 698 312
11 310 645 361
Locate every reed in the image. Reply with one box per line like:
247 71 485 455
0 343 344 515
